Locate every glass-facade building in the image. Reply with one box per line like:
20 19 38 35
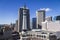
32 18 36 29
54 15 60 21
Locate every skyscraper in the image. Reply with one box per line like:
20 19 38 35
36 10 45 29
18 5 30 32
32 18 36 29
22 5 30 31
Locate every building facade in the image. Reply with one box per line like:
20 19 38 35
42 21 60 32
54 15 60 21
18 8 23 32
22 5 30 31
18 5 30 32
45 16 52 21
32 18 36 29
20 29 57 40
36 10 45 29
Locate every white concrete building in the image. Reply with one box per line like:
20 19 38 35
20 29 57 40
42 21 60 32
45 16 52 21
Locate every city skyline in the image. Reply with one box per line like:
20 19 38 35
0 0 60 24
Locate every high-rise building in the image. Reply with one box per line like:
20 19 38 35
18 5 30 32
36 10 45 29
45 16 52 21
32 18 36 29
22 5 30 31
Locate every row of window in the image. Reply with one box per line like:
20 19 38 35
22 34 46 38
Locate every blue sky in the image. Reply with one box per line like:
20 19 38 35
0 0 60 24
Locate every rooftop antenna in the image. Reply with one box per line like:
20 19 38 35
23 3 26 9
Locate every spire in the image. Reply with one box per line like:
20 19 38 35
23 4 26 9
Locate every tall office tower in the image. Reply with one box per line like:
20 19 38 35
18 5 30 32
32 18 36 29
18 7 23 32
45 16 52 21
22 5 30 31
36 10 45 29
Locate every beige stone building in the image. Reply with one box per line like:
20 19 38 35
36 10 45 29
42 21 60 32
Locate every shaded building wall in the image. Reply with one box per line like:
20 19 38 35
32 18 36 29
18 8 23 32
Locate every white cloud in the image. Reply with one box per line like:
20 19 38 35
40 8 52 12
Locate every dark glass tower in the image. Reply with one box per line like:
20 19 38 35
18 5 30 32
32 18 36 29
54 15 60 21
56 15 60 20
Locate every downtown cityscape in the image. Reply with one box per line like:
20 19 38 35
0 0 60 40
